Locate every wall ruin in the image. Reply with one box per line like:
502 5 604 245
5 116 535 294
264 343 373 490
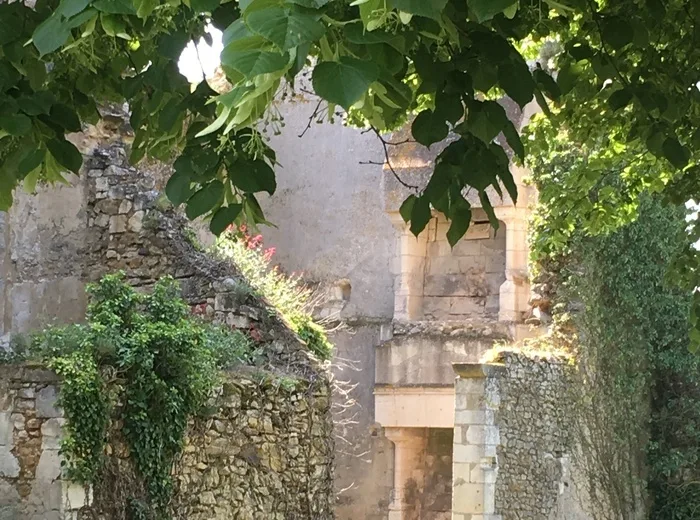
451 352 588 520
0 112 335 519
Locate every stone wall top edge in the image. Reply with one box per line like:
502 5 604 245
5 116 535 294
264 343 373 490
452 362 507 379
0 362 60 383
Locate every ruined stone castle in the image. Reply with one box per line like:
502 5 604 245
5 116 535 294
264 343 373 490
0 95 591 519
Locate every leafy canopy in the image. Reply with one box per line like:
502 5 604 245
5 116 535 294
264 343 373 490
0 0 698 245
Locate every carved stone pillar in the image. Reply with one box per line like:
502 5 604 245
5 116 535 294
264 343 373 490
385 427 427 520
493 206 530 324
389 213 428 321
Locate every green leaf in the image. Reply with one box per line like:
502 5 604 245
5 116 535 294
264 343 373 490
447 203 472 247
467 0 517 22
18 149 45 178
228 159 277 195
533 69 560 101
220 47 289 79
32 16 71 56
502 120 524 161
608 88 633 111
134 0 159 17
185 180 225 220
50 103 82 133
557 61 583 95
479 191 499 230
409 195 431 236
246 6 325 51
662 138 690 170
466 101 506 144
435 91 463 124
601 17 634 50
498 61 534 108
0 114 31 136
399 194 417 223
191 0 220 12
312 57 379 110
392 0 448 20
93 0 136 14
412 109 448 148
210 204 243 235
47 138 82 174
165 171 193 206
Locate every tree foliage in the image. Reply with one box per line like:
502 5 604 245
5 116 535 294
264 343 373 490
0 0 697 238
1 0 700 334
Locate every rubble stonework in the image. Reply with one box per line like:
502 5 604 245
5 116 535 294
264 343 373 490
452 352 587 520
0 119 335 519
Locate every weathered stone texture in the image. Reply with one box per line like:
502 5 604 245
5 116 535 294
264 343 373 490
0 114 335 519
452 353 588 520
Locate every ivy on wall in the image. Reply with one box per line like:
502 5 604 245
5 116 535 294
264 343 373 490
11 274 256 518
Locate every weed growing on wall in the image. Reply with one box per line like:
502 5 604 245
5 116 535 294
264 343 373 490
215 227 333 360
22 274 256 518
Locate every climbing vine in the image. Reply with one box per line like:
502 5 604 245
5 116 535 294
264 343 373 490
528 128 700 518
24 273 256 518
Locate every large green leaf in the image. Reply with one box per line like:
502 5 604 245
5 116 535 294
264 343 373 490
246 6 325 51
312 57 379 110
165 171 193 206
392 0 448 20
228 159 277 195
601 17 634 50
498 61 535 108
467 0 517 22
220 47 289 79
399 194 417 223
92 0 136 14
0 114 31 136
447 200 472 247
662 138 690 170
210 204 243 235
32 16 71 56
50 103 82 133
185 180 225 219
47 138 82 174
465 101 506 144
412 109 448 148
409 195 432 236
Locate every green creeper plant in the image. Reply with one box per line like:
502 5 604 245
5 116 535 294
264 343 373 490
27 273 256 518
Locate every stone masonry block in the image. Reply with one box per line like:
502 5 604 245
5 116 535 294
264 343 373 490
0 449 20 478
453 444 483 464
36 386 61 418
455 410 487 426
0 413 11 446
453 481 484 514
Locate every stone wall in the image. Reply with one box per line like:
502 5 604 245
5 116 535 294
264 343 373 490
0 364 83 520
0 112 335 519
423 215 506 321
0 365 333 520
451 351 588 520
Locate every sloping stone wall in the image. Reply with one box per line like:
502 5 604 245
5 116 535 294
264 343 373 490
0 112 335 519
451 352 588 520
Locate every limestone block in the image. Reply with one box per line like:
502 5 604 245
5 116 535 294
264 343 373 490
128 211 144 232
452 481 484 513
0 449 20 477
455 410 487 426
64 483 87 509
453 444 483 464
0 413 11 446
35 450 61 482
41 418 65 450
36 386 60 418
109 215 127 233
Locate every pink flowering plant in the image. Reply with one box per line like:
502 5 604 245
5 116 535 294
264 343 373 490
215 225 332 360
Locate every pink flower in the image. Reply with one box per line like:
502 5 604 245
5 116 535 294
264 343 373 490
263 247 276 261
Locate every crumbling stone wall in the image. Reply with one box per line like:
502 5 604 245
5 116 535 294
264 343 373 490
452 352 588 520
0 113 335 519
